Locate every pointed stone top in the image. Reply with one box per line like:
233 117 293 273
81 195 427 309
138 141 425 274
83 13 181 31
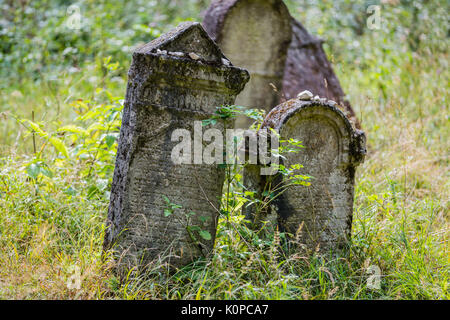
134 22 227 65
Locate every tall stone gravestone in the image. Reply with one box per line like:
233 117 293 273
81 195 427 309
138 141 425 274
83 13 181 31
203 0 359 128
203 0 292 127
247 96 366 252
104 22 249 271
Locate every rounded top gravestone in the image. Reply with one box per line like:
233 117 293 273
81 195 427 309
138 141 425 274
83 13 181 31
261 96 366 253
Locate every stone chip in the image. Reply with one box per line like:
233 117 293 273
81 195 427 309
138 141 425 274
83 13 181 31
188 52 201 60
297 90 313 101
168 51 185 57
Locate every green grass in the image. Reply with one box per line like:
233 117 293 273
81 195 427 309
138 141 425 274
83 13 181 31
0 0 448 299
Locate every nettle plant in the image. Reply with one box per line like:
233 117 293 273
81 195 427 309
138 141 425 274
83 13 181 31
211 106 311 245
17 57 123 199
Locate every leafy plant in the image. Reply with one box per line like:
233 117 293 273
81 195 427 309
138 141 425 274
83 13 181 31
162 195 213 254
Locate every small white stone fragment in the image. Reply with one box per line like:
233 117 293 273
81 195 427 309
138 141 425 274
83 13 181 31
156 49 167 55
313 95 321 101
168 51 184 57
328 100 337 106
188 52 200 60
221 58 231 66
297 90 313 101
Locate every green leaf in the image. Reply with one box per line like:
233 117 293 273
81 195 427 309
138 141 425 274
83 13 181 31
87 185 99 199
64 187 77 196
57 125 88 136
188 225 201 232
25 120 48 138
218 163 228 170
26 163 40 179
40 167 53 178
199 230 212 241
220 209 229 217
164 209 172 217
202 119 217 127
49 136 69 158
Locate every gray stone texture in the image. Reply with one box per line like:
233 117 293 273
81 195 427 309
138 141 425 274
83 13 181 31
104 22 249 271
203 0 359 128
248 97 366 252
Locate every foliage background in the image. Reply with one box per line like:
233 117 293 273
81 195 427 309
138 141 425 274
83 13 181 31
0 0 448 299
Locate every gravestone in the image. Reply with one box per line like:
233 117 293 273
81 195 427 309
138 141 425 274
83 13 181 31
104 22 249 271
203 0 292 127
203 0 359 128
246 95 366 253
282 19 359 127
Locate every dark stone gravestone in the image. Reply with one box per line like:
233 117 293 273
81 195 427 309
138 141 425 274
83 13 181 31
104 22 249 271
203 0 292 127
245 94 366 253
282 19 359 127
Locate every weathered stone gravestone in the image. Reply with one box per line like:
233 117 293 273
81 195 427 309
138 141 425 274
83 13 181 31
203 0 359 128
282 19 359 127
246 95 366 253
104 22 249 271
203 0 292 126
